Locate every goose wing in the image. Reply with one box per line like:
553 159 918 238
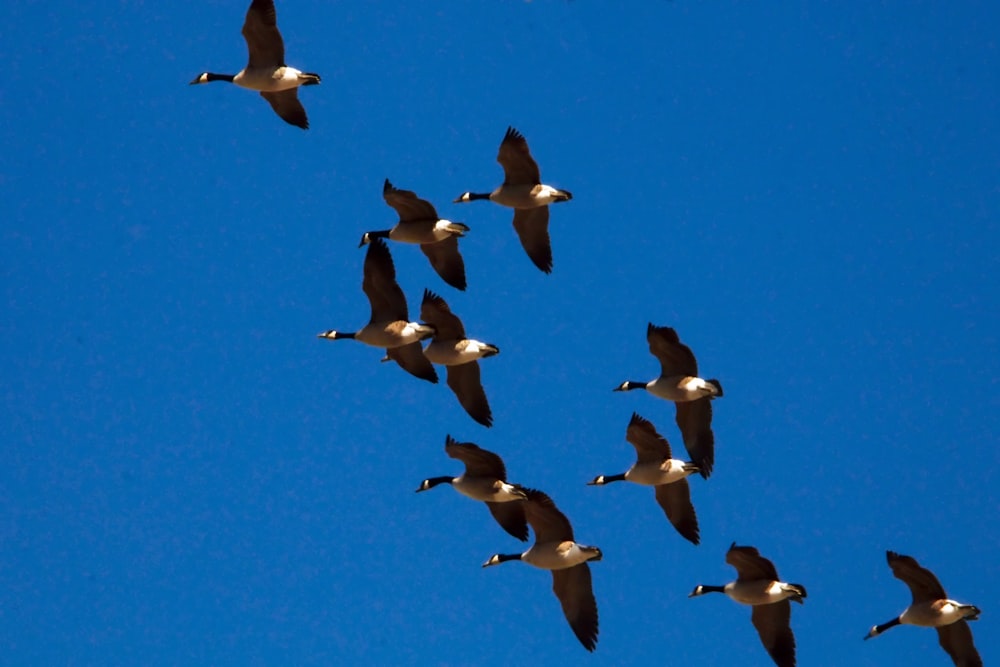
419 289 466 340
727 543 780 582
384 342 437 383
362 238 408 323
551 564 599 652
625 412 672 464
446 362 493 427
420 238 467 291
511 206 553 273
522 488 574 543
750 600 797 667
485 501 529 542
646 323 699 377
444 436 506 479
259 89 308 129
653 480 699 545
675 398 714 478
887 551 947 603
242 0 285 69
496 126 541 186
936 621 983 667
382 179 439 223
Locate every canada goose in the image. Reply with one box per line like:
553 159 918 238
358 179 469 291
453 126 572 273
416 435 527 540
420 289 499 427
865 550 981 667
689 542 806 667
587 412 700 545
189 0 320 129
482 487 601 651
614 323 722 478
317 237 437 383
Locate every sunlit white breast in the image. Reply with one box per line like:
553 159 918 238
424 339 492 365
626 459 693 486
234 66 308 92
355 321 430 348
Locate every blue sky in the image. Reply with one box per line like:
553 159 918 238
2 1 998 665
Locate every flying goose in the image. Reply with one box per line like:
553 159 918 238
416 435 528 541
358 179 469 291
865 551 981 667
317 237 437 383
189 0 320 129
614 323 722 477
587 412 700 545
689 543 806 667
454 126 572 273
420 289 499 427
482 488 601 652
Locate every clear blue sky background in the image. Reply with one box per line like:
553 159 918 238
2 2 998 665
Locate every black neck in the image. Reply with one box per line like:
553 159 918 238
873 617 901 635
616 381 648 392
367 230 391 239
492 553 522 564
417 476 453 491
601 473 627 484
466 192 492 201
699 585 727 594
204 72 236 82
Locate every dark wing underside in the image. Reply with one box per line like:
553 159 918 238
419 289 466 340
886 551 948 604
420 239 467 291
646 323 699 377
497 126 541 186
654 481 699 545
260 89 308 129
485 501 528 541
385 342 437 383
625 412 672 464
242 0 285 68
751 601 797 667
727 544 780 582
551 564 599 652
446 362 493 427
675 398 714 478
937 621 983 667
511 206 552 273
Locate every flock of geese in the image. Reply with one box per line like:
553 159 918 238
190 2 984 665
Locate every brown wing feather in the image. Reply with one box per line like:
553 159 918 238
937 621 983 667
675 399 714 478
382 179 440 222
496 126 541 185
259 89 308 129
242 0 285 68
551 564 599 652
887 551 948 603
625 412 672 464
384 342 437 383
751 601 797 667
444 437 507 478
646 323 699 377
511 206 552 273
522 488 574 543
446 362 493 428
362 238 408 323
654 481 699 545
419 289 465 340
727 543 780 582
420 239 467 291
486 501 529 542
